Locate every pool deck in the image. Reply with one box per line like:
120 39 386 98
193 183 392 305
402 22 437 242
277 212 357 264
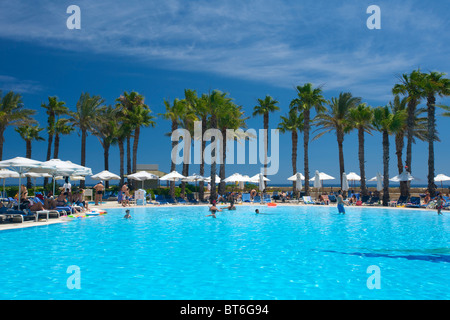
0 201 441 231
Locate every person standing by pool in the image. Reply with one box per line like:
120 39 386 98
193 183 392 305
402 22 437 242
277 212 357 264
436 195 445 215
93 181 104 206
337 190 346 214
121 182 130 207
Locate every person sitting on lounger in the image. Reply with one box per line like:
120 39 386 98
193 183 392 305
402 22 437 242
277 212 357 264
44 197 56 210
21 184 28 200
55 193 68 207
71 191 88 211
27 198 45 212
424 192 431 205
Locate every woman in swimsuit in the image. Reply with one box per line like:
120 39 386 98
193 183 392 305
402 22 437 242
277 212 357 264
206 200 222 218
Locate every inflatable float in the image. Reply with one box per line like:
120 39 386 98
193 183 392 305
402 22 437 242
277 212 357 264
267 203 277 207
85 209 107 216
68 209 107 218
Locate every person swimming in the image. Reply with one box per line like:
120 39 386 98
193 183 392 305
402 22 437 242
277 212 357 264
226 199 236 210
124 209 132 219
206 200 222 218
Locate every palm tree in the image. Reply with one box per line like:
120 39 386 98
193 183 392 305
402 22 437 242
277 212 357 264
347 103 374 196
313 92 361 188
204 90 232 202
253 95 280 181
15 123 45 188
278 109 304 193
196 94 210 201
392 69 423 193
70 92 105 187
91 105 120 188
53 118 74 159
390 95 430 197
116 91 156 178
0 91 35 160
418 71 450 197
177 92 199 197
218 101 248 195
373 105 406 206
160 98 186 198
290 84 328 196
41 96 68 187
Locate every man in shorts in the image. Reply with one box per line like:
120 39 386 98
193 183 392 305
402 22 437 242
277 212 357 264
93 181 105 206
121 182 130 207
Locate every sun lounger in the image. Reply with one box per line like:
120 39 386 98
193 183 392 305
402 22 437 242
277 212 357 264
405 197 421 208
187 194 198 204
155 195 168 204
166 197 176 204
242 193 251 203
366 196 380 206
302 196 315 205
361 195 371 205
390 195 409 207
263 194 271 203
176 197 187 204
253 195 261 203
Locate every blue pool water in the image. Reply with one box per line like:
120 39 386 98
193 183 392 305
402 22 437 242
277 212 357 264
0 205 449 300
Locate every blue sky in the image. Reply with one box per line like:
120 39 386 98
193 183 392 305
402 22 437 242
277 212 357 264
0 0 449 186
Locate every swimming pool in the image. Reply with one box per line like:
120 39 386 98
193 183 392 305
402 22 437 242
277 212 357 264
0 205 448 300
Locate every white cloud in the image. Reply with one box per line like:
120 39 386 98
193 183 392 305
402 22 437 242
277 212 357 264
0 75 43 94
0 0 448 103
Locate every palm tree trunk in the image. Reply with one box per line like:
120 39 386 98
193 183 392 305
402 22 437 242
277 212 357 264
292 130 298 193
427 94 437 197
119 140 125 186
303 109 310 196
263 113 269 184
80 129 86 188
44 133 53 187
337 130 345 189
0 126 4 161
170 121 178 199
53 133 60 159
199 116 206 201
382 130 390 206
405 99 417 197
132 127 140 174
358 128 367 196
126 136 131 174
210 114 218 203
26 140 32 189
104 142 110 189
218 127 227 195
395 132 408 197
